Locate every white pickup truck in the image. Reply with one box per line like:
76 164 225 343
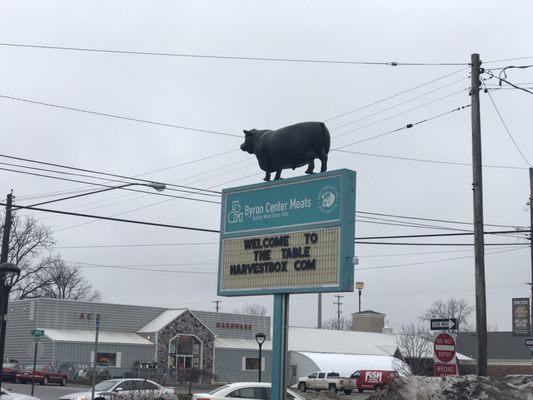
298 371 355 395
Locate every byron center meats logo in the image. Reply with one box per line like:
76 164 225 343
317 185 339 214
227 200 243 224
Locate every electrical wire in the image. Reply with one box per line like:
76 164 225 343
335 104 470 149
356 229 528 240
0 42 469 66
0 94 240 138
324 67 469 122
355 241 529 246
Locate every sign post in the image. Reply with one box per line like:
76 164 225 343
29 329 44 396
218 169 356 400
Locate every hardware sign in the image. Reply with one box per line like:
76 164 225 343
218 169 356 296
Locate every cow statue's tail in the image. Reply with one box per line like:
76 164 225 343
320 122 331 156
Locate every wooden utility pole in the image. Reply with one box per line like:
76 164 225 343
529 168 533 334
212 300 221 312
0 192 13 263
470 53 488 376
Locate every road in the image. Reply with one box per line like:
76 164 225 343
2 382 88 400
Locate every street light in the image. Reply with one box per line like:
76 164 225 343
0 262 21 393
28 182 167 208
255 332 266 382
356 282 364 313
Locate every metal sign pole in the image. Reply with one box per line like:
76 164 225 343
271 294 289 400
90 314 101 400
30 339 38 396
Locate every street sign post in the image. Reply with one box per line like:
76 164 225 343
218 169 356 400
430 318 458 331
433 332 457 364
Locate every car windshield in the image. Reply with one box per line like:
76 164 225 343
95 380 121 391
4 363 17 368
208 385 230 394
24 365 44 370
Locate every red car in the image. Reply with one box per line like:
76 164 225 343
16 364 67 386
350 370 399 393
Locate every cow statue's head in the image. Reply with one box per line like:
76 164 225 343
240 129 259 154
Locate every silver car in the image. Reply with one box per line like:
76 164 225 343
0 388 40 400
58 379 176 400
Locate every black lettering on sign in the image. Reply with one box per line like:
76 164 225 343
304 232 318 244
254 250 272 261
243 238 262 250
294 259 316 271
229 261 288 275
281 246 311 259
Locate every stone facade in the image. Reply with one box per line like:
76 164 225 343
156 311 215 374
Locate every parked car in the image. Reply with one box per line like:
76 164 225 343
2 361 20 382
58 378 177 400
0 388 40 400
298 371 355 394
193 382 304 400
350 370 399 393
15 364 67 386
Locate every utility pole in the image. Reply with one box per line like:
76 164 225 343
0 192 13 394
334 295 343 329
529 168 533 334
470 53 488 376
90 314 101 400
212 300 221 312
317 293 322 328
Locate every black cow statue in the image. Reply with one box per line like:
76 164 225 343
240 121 330 181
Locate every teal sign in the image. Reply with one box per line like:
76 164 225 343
223 175 342 234
31 329 44 338
218 169 356 296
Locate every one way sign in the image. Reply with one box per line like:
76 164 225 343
431 318 458 331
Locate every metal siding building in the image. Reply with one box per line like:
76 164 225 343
215 348 272 383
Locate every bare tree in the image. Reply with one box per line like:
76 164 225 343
322 316 352 330
32 257 101 302
1 214 56 299
420 298 473 331
234 303 268 316
397 323 433 375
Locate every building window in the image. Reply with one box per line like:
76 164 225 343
168 335 202 369
90 352 121 368
242 357 265 371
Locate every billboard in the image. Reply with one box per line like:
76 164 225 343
512 297 531 336
218 169 356 296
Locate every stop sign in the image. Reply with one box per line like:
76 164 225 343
433 332 456 363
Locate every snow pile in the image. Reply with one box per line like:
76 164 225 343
370 375 533 400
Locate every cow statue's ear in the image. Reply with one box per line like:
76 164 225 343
243 129 252 136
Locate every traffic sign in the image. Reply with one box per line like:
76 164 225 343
31 329 44 338
434 363 459 377
433 332 457 364
430 318 458 331
525 338 533 347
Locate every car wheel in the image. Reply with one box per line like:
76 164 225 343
298 382 306 392
358 388 364 393
329 384 338 394
343 390 352 395
60 377 67 386
41 376 49 386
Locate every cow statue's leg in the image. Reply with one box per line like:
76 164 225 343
319 154 328 172
274 169 282 180
264 171 271 181
305 159 315 174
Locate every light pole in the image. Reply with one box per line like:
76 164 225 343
27 181 166 208
255 332 266 382
356 282 364 313
0 262 21 393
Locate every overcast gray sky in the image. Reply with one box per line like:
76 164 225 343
1 0 533 332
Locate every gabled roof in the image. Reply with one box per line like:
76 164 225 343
137 309 187 333
43 328 153 345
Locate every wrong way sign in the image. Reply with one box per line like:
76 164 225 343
433 332 457 364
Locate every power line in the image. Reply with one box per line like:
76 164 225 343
356 229 528 240
0 94 240 138
0 153 222 194
0 42 469 66
335 104 470 149
355 241 529 246
324 67 469 122
3 202 219 233
333 148 527 170
483 86 532 167
56 241 218 249
0 166 221 205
